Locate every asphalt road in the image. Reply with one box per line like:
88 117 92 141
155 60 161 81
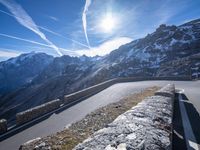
0 80 199 150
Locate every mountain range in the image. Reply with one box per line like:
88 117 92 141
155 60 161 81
0 18 200 126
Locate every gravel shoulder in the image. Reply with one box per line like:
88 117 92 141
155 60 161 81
20 86 160 150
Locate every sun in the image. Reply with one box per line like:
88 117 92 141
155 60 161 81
100 14 116 33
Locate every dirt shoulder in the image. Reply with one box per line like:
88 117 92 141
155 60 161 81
20 86 160 150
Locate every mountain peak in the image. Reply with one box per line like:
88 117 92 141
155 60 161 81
0 52 54 94
4 52 53 65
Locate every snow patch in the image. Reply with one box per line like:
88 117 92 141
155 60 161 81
34 142 45 149
105 143 127 150
24 137 41 145
126 133 136 140
154 43 162 49
170 38 178 46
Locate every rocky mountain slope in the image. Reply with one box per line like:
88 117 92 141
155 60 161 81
94 19 200 78
0 52 53 95
0 18 200 125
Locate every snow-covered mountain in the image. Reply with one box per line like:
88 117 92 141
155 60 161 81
93 19 200 79
0 18 200 125
0 52 53 95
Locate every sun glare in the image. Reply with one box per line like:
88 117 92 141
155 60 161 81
100 14 116 33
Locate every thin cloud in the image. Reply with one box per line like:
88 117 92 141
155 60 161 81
82 0 91 47
0 0 62 56
59 48 79 57
48 15 59 22
0 48 21 58
76 37 132 56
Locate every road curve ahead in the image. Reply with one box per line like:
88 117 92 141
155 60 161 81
0 80 199 150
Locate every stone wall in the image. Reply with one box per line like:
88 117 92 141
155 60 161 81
74 84 175 150
64 79 117 104
155 84 175 98
64 77 187 105
117 76 190 82
0 119 7 134
16 99 62 125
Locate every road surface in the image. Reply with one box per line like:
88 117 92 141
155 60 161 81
0 80 199 150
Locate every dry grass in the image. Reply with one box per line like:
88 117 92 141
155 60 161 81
21 86 160 150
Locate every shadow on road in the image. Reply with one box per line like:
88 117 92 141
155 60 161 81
173 93 187 150
173 93 200 150
182 93 200 146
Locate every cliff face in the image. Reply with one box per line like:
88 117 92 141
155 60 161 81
0 19 200 125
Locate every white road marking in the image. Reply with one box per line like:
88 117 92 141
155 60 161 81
180 99 192 104
178 90 200 150
173 130 184 139
189 141 200 150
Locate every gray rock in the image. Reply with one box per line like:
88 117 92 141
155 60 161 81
74 95 173 150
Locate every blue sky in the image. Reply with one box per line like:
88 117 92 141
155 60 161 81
0 0 200 61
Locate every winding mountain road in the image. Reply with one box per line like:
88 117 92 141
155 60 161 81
0 80 199 150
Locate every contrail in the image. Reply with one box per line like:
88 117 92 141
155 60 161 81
0 33 57 48
0 33 78 56
0 9 90 49
0 0 62 56
38 26 90 49
82 0 91 48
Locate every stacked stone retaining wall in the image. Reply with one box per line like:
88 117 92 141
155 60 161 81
16 99 62 125
74 84 175 150
64 79 117 104
64 77 187 104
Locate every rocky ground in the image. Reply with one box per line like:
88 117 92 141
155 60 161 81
20 86 159 150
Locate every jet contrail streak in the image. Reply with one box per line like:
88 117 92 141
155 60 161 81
0 0 62 56
82 0 91 48
0 9 90 49
0 33 57 48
